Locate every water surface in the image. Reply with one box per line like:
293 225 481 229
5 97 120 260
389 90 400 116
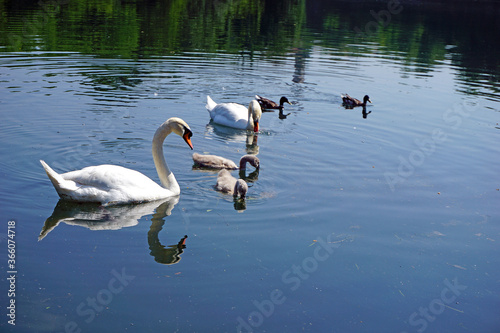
0 1 499 332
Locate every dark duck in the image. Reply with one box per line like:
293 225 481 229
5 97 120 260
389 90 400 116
255 95 291 110
341 94 372 108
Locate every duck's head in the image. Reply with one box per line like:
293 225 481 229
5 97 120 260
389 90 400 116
249 100 262 132
166 117 193 149
363 95 372 104
279 96 292 107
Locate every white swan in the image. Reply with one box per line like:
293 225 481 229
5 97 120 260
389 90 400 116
215 169 248 198
206 96 262 132
40 117 193 205
192 153 259 170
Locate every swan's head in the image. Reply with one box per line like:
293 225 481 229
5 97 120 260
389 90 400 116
249 100 262 132
363 95 372 104
240 155 260 170
279 96 291 107
167 117 193 149
247 156 259 169
234 179 248 198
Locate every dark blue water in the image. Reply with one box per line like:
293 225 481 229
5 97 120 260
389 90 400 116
1 1 499 332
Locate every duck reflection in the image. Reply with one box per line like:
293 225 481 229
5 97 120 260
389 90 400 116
341 97 372 119
362 106 372 119
39 197 188 265
279 109 292 119
260 105 292 120
341 104 372 119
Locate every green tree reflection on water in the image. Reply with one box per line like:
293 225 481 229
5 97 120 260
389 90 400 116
0 0 499 94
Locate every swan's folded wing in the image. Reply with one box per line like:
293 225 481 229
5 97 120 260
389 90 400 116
210 103 248 129
215 169 237 193
193 153 237 169
60 165 170 204
62 165 158 190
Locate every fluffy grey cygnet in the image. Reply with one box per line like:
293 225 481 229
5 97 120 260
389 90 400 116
193 153 259 170
192 153 238 169
215 169 248 198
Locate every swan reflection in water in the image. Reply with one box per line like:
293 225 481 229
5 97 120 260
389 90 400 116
245 133 259 155
147 202 188 265
39 197 188 265
204 124 259 155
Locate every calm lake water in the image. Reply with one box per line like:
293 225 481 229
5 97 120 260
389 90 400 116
1 0 499 332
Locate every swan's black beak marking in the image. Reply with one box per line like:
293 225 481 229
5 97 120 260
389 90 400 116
253 120 259 132
183 128 193 150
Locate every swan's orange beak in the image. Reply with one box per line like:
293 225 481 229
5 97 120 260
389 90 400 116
183 131 193 150
253 120 259 132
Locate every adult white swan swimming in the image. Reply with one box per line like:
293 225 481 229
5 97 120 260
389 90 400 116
205 95 262 132
40 117 193 205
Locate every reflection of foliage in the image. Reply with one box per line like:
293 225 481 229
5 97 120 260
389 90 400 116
306 1 500 94
54 1 140 57
85 73 142 91
1 0 307 55
0 0 498 93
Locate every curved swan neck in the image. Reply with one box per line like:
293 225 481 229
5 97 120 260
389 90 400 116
239 156 248 170
152 121 180 194
247 105 254 130
239 155 259 170
247 100 261 131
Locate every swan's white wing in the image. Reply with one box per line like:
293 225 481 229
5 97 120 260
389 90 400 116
210 103 249 129
60 165 172 204
62 165 155 189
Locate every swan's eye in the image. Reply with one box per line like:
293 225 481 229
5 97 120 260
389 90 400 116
184 127 193 138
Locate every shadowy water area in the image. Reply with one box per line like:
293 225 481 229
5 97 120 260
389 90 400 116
0 0 499 332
